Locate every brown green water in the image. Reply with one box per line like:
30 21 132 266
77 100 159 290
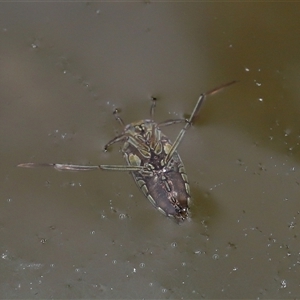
1 2 300 298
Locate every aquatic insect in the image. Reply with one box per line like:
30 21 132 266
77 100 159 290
18 81 235 221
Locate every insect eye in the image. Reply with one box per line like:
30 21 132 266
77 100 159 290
134 125 146 134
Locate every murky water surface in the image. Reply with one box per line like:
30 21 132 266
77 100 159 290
1 2 300 298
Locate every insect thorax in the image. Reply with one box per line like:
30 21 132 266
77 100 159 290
122 119 171 172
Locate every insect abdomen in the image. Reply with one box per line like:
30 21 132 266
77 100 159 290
131 152 191 221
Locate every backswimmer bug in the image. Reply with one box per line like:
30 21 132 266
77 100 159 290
18 81 236 222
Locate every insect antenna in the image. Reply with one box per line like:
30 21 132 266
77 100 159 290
164 80 236 165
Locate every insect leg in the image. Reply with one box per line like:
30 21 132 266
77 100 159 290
163 80 236 165
17 163 102 171
158 118 187 127
103 109 128 151
104 134 127 151
17 162 143 172
150 97 157 119
100 165 143 171
190 80 237 124
113 109 125 127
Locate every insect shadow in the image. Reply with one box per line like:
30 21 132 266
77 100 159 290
18 81 236 222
